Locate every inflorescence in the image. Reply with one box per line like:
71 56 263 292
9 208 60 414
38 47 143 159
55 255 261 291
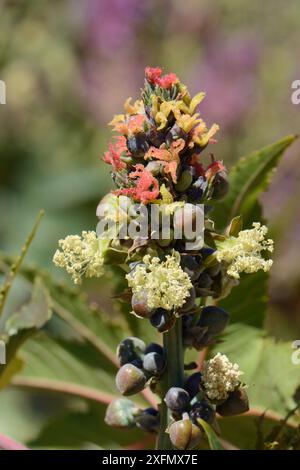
53 66 273 449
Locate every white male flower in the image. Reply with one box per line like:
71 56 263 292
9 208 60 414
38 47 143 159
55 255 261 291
215 222 273 279
126 250 192 311
202 353 243 401
53 231 106 284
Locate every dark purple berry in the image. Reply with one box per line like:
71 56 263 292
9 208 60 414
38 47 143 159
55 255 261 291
164 387 190 412
216 388 249 417
180 255 202 281
150 309 175 332
198 306 229 336
145 342 164 356
185 372 202 399
143 352 165 376
117 337 146 366
190 401 215 424
135 408 160 433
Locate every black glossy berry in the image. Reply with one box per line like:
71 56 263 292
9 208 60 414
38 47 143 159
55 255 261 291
180 255 202 281
135 408 160 433
143 352 165 376
216 388 249 417
210 170 229 199
117 337 146 366
164 387 190 412
130 358 143 369
198 306 229 336
180 287 196 313
199 247 216 259
197 272 213 288
127 133 149 157
145 342 164 356
150 309 175 332
185 372 202 399
190 400 215 424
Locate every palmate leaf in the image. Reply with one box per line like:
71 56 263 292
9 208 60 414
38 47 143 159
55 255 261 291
4 269 158 449
219 271 268 328
0 277 52 389
212 135 297 229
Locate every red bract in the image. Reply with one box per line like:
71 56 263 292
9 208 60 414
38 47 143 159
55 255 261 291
114 164 159 204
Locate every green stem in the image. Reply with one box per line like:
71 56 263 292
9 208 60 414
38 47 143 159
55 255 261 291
156 317 184 450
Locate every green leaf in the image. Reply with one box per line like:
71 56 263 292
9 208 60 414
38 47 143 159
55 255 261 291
219 271 269 328
197 418 224 450
5 277 52 335
212 135 297 229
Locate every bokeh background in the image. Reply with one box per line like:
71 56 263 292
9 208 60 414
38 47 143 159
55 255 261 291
0 0 300 363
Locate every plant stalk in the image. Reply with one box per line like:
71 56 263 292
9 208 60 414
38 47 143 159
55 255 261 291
156 317 184 450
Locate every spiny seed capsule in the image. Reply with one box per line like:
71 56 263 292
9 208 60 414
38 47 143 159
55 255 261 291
216 388 249 417
190 400 215 425
198 306 229 336
165 387 190 412
131 291 154 318
150 309 175 333
143 352 165 376
135 408 160 433
169 418 202 450
104 398 138 428
185 372 202 399
117 337 146 367
145 342 164 355
115 364 147 396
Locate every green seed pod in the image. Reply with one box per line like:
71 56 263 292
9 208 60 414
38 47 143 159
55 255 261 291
175 170 193 193
169 418 202 450
105 398 138 428
216 388 249 417
117 337 146 366
115 364 147 396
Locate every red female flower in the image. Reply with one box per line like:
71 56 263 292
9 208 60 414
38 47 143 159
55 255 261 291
114 164 159 204
103 136 128 171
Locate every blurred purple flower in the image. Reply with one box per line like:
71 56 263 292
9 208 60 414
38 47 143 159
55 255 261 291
84 0 151 54
189 35 260 132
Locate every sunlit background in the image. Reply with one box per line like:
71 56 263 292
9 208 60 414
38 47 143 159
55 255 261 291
0 0 300 447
